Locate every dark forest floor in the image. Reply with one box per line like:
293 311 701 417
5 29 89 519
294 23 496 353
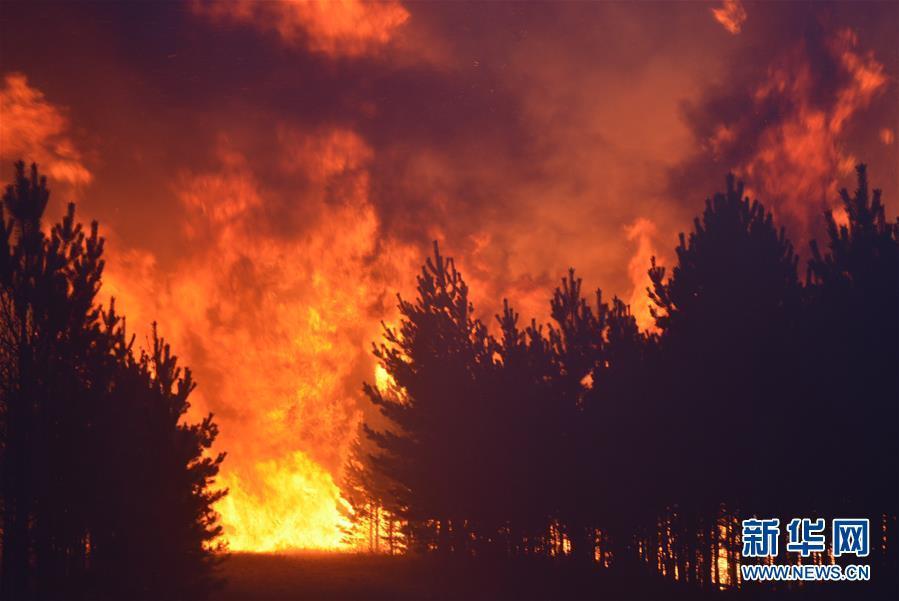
213 552 698 600
213 552 895 601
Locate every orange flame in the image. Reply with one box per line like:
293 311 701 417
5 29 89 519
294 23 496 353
217 451 350 551
100 128 419 551
0 73 91 187
711 0 747 35
191 0 410 58
624 218 659 332
737 28 886 238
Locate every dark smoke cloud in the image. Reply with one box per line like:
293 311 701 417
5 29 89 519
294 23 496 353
668 2 898 247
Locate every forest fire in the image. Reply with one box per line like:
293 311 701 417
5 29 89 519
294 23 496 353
2 8 893 554
216 451 350 551
97 129 422 551
672 16 891 253
190 0 410 58
0 4 896 599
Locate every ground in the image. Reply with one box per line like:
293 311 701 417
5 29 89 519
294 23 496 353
212 552 707 600
213 552 897 600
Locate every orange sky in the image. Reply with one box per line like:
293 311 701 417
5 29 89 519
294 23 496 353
1 0 896 550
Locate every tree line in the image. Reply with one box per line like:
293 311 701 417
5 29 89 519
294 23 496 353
0 157 894 597
344 166 898 591
0 162 225 599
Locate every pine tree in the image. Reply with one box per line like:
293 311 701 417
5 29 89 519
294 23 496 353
341 428 403 554
648 174 802 585
546 269 604 563
0 162 105 597
806 164 898 522
492 300 556 555
587 298 658 570
0 162 226 598
89 315 226 598
364 242 492 555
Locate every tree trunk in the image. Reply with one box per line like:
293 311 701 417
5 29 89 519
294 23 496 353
438 519 450 555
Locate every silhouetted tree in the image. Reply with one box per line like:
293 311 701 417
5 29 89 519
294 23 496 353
806 165 898 574
364 242 492 554
0 162 226 599
587 298 658 570
490 300 556 556
0 163 105 598
351 165 896 596
542 270 604 563
88 314 226 598
341 427 404 554
647 174 803 586
649 173 802 507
